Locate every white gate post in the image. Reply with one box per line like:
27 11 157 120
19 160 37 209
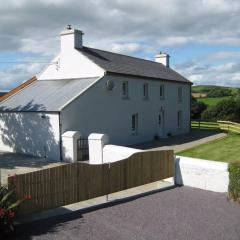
61 131 81 163
88 133 109 164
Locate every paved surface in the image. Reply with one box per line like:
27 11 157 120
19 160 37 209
10 187 240 240
0 152 65 185
17 180 173 224
132 130 226 153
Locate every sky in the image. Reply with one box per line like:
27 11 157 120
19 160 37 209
0 0 240 91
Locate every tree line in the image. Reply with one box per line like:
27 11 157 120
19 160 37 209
191 96 240 123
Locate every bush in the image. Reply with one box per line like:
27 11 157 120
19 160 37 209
228 163 240 203
0 176 31 237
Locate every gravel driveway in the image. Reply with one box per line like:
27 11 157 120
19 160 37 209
10 186 240 240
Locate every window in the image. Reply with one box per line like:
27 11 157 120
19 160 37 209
143 83 149 99
122 81 128 98
131 114 138 133
160 85 165 99
178 87 182 102
177 111 182 128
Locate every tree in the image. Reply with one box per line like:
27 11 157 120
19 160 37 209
202 98 240 122
191 96 207 120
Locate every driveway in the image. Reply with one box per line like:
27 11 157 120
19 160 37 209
0 152 65 185
12 187 240 240
132 130 226 153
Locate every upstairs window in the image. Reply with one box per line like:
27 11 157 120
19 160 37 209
143 83 149 99
160 85 165 99
177 111 182 128
131 114 138 134
122 81 128 99
178 87 182 102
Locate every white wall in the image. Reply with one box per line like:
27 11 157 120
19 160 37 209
103 145 142 163
38 50 104 80
61 74 191 146
175 156 229 193
0 112 60 161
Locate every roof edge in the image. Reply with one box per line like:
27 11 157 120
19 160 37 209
59 76 104 111
106 71 193 85
0 76 37 103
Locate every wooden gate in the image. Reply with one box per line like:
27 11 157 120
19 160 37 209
8 150 174 216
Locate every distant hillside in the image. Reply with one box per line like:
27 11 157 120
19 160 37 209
192 85 240 107
192 85 239 94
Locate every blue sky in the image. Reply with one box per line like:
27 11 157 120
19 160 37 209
0 0 240 91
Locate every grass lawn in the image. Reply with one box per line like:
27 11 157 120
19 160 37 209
197 96 231 106
178 133 240 163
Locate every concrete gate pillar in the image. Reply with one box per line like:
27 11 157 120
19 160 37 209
88 133 109 164
62 131 81 163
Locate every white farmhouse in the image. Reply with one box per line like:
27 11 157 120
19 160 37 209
0 26 192 161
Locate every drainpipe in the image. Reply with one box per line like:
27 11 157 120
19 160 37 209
58 111 63 161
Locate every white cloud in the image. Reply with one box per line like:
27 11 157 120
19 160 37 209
1 0 240 89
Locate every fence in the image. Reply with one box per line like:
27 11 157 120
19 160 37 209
191 120 240 134
8 150 174 216
217 121 240 134
191 120 220 131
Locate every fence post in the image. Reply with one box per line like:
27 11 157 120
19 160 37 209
198 120 200 129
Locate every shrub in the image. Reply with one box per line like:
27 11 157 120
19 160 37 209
0 176 31 237
228 163 240 203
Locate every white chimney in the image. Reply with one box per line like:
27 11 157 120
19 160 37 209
60 25 84 52
155 52 170 68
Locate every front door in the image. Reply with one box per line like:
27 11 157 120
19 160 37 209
158 109 165 137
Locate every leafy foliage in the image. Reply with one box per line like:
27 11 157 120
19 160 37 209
191 96 207 119
202 98 240 122
228 163 240 203
207 88 232 98
0 177 31 237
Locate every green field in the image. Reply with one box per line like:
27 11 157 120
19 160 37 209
178 133 240 163
197 96 232 106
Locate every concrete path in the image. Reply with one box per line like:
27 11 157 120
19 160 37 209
12 186 240 240
133 130 226 153
0 152 65 185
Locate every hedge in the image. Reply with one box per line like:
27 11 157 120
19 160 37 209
228 163 240 203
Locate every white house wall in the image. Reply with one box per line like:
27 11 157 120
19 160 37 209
61 75 191 146
0 112 60 160
38 50 104 80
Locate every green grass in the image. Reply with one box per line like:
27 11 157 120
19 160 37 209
178 133 240 163
197 96 231 106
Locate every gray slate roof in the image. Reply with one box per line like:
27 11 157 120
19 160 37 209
79 47 191 84
0 77 98 112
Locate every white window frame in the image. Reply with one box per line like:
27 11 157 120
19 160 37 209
122 81 128 99
143 83 149 99
178 86 182 102
160 85 165 99
177 111 182 128
131 113 138 134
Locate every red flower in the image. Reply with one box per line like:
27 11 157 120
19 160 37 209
24 194 32 200
0 208 6 217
